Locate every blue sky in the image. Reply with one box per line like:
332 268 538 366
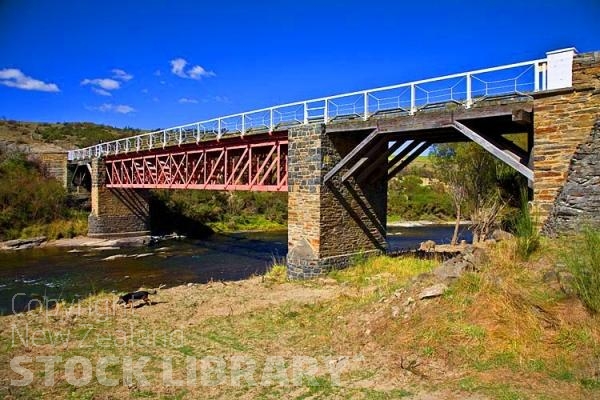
0 0 598 130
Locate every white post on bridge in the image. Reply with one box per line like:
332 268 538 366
546 48 577 90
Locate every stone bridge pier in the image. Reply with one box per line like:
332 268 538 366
533 50 600 232
88 158 150 237
286 124 388 278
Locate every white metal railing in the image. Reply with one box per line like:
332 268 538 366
68 56 552 161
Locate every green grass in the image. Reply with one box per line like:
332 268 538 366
208 215 286 233
329 255 436 292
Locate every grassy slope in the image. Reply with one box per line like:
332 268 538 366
1 237 598 399
0 120 143 150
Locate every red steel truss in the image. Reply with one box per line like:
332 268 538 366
105 133 288 191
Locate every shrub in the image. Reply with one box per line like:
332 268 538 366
562 228 600 313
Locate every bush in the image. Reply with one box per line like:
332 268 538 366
387 175 454 221
562 228 600 313
0 152 72 240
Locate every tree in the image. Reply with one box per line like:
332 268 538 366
431 142 521 243
430 145 471 245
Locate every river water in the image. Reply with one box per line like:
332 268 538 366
0 225 471 314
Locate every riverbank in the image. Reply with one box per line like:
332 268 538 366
1 238 598 399
387 220 472 228
0 233 182 251
0 219 468 251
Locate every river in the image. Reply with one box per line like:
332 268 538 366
0 224 471 314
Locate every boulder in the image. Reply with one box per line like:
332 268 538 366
0 236 47 250
462 247 488 270
492 229 514 242
419 283 448 300
433 257 471 280
419 240 436 252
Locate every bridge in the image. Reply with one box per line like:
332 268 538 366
68 48 600 278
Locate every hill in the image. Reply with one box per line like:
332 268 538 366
0 119 144 152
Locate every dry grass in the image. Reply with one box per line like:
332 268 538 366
1 240 599 399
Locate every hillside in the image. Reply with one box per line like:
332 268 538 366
0 119 144 152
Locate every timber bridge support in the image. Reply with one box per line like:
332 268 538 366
70 48 600 277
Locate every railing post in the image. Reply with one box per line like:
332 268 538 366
196 124 201 143
324 100 329 123
542 63 547 91
136 137 140 152
363 92 369 121
116 141 120 154
217 119 222 139
241 113 245 136
410 84 416 115
466 73 473 108
178 128 183 145
303 102 308 124
163 131 167 148
269 109 274 132
149 134 153 149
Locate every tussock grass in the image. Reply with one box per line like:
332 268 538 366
264 264 287 284
561 228 600 313
514 191 540 260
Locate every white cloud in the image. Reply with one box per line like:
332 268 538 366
141 88 149 94
170 58 215 80
87 103 135 114
170 58 187 78
112 68 133 81
81 69 130 96
114 104 135 114
81 78 121 91
0 68 60 92
92 87 112 96
214 95 230 103
178 97 198 104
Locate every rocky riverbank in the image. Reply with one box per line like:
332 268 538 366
0 233 185 251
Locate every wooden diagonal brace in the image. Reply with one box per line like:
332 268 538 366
341 140 388 182
453 121 534 181
388 141 430 179
323 129 380 183
356 140 405 183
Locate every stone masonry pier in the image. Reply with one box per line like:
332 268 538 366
88 158 150 238
287 124 387 278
